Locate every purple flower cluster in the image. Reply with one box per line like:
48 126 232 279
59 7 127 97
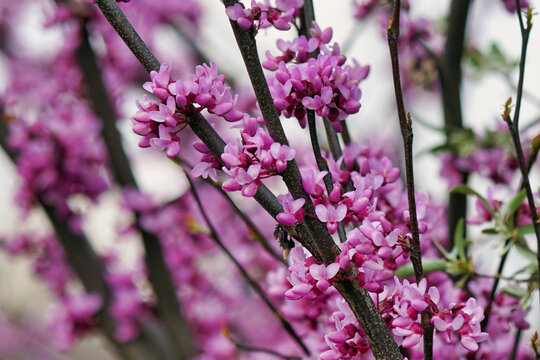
133 63 243 157
502 0 529 13
431 297 489 352
267 35 369 131
335 226 409 293
106 270 155 342
190 115 296 197
285 247 341 300
7 100 108 229
262 22 336 70
284 142 403 233
440 147 520 188
225 0 303 32
220 117 296 197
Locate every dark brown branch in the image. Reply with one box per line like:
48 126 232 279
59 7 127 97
504 3 540 303
185 173 310 356
441 0 472 247
75 20 197 358
94 0 160 73
387 1 432 358
93 2 402 357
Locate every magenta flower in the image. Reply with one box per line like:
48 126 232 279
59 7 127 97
276 193 305 226
269 142 295 172
149 125 180 158
315 203 347 234
309 263 340 292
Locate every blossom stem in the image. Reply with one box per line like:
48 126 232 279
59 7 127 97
387 1 433 358
505 2 540 304
323 117 344 164
185 173 310 356
298 4 347 242
341 120 353 145
306 104 347 244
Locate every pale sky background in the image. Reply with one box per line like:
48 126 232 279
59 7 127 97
0 0 539 357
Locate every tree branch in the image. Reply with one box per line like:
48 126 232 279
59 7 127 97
185 173 310 356
504 4 540 304
75 19 197 358
387 1 432 358
93 2 403 357
441 0 472 248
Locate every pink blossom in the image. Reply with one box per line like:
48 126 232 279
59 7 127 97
315 203 347 234
276 193 305 226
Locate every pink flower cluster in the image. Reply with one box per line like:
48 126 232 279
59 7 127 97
47 292 103 350
106 270 155 342
502 0 529 13
262 22 337 70
225 0 303 32
266 25 369 131
192 115 296 197
220 117 296 197
431 298 489 352
133 63 243 157
440 147 520 188
321 297 371 359
336 226 409 293
320 277 488 358
285 247 341 300
7 100 109 229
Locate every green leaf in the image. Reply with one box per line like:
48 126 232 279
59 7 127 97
481 228 499 235
451 184 496 216
514 242 539 264
502 284 528 298
395 258 447 278
516 224 535 237
505 189 526 219
454 218 466 260
410 114 447 134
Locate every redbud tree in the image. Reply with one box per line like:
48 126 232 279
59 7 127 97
0 0 539 359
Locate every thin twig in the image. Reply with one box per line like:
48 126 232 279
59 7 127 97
387 1 432 358
509 329 522 360
173 157 286 265
184 173 310 356
504 2 540 305
298 6 347 243
481 153 537 331
307 111 347 243
228 336 302 360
